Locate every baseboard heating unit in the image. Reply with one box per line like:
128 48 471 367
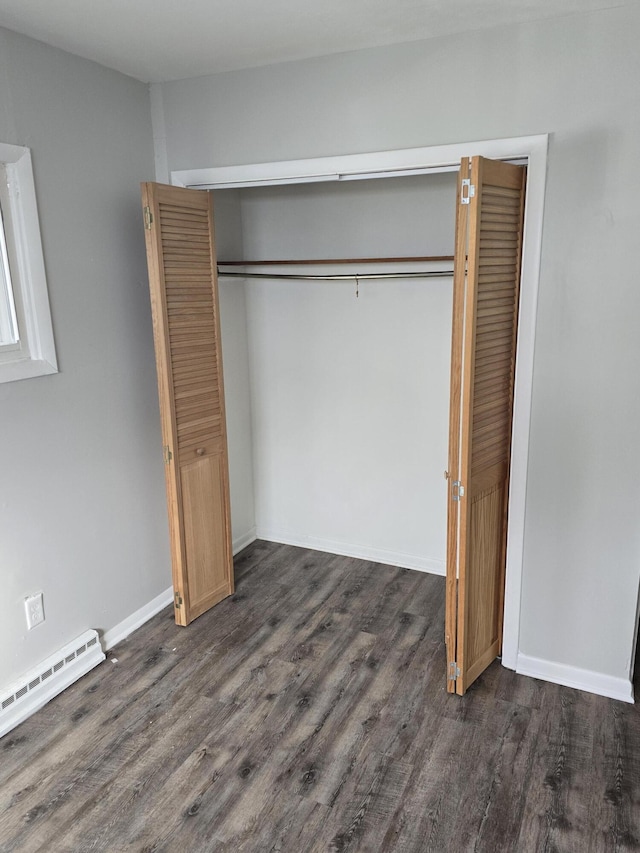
0 629 105 739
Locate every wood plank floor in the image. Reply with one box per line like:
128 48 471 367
1 541 639 852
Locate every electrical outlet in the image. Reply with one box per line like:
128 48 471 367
25 592 45 630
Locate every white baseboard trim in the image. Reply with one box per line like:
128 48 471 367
0 630 105 739
100 528 257 653
255 527 445 576
233 527 257 555
516 652 634 704
102 586 173 651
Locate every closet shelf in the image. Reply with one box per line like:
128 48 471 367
217 255 454 266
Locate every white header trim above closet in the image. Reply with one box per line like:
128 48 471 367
171 133 549 676
171 136 539 190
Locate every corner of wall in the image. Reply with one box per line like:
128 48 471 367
149 82 170 184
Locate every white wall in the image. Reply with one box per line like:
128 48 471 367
231 175 454 569
0 29 166 687
212 191 256 549
158 4 640 685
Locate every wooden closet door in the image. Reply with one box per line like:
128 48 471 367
141 183 233 626
446 156 526 694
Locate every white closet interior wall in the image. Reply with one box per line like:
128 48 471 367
216 172 457 572
213 191 257 553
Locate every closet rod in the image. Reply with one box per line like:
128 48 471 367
217 269 453 281
218 255 454 266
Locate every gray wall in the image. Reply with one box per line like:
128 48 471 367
159 4 640 683
0 29 167 687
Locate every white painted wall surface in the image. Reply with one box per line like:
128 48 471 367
231 176 454 570
212 191 256 548
158 4 640 683
0 29 166 687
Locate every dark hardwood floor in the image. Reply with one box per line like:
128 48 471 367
1 541 639 852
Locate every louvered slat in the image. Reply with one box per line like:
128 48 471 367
471 183 520 481
159 194 224 453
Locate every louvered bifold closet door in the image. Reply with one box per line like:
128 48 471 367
141 183 233 627
446 157 526 695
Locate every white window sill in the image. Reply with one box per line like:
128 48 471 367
0 356 58 384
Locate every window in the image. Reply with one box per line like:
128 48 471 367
0 143 57 383
0 192 19 347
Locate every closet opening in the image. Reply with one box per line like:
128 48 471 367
214 171 458 602
148 134 547 692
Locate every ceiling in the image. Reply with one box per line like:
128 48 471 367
0 0 625 83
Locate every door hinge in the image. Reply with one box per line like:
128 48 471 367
143 206 153 230
174 592 183 609
461 179 475 205
452 480 465 501
163 445 173 464
449 662 461 680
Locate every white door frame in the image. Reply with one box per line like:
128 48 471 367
172 133 549 671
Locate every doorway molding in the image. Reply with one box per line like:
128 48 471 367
172 133 549 672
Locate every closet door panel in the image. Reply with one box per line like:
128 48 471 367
180 451 232 621
446 156 526 695
141 182 233 627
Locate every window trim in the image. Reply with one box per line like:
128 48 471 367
0 142 57 383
